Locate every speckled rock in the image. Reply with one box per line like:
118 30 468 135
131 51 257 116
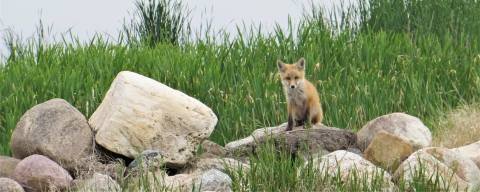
0 156 21 178
10 98 93 173
0 178 24 192
12 154 72 192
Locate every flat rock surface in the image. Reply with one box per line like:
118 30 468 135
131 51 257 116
363 131 412 170
226 123 357 158
451 141 480 159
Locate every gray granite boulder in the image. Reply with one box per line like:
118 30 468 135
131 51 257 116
10 98 94 173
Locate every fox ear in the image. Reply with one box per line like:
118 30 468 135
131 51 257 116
296 58 305 70
277 60 286 72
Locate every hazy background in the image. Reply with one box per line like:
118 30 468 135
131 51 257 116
0 0 354 56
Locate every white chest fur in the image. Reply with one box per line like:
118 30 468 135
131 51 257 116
285 87 307 120
286 87 307 107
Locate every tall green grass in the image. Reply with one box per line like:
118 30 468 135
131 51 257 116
2 0 480 190
1 0 480 183
1 0 480 156
122 0 192 46
362 0 480 45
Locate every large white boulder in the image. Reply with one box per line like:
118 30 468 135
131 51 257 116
357 113 432 151
393 147 480 191
89 71 218 168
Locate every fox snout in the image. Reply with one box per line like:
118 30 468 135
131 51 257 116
282 81 299 89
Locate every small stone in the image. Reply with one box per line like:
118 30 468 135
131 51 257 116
195 169 232 192
127 150 164 171
201 140 227 157
0 156 21 178
72 173 119 192
0 178 24 192
12 154 72 192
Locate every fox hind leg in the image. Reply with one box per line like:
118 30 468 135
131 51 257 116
310 104 323 126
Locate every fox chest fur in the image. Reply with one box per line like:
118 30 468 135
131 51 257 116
283 81 308 119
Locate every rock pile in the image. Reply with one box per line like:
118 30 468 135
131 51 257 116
2 71 480 191
3 71 230 191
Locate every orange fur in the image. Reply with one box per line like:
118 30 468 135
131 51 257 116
277 58 323 131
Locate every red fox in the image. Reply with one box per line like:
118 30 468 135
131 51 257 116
277 58 323 131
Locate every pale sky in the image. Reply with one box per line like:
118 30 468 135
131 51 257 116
0 0 353 57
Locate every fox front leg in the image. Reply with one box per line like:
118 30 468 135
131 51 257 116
286 114 294 131
286 110 294 131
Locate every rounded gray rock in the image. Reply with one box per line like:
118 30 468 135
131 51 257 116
0 156 21 178
195 169 232 192
357 113 431 152
10 98 94 173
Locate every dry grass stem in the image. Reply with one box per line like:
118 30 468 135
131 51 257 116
431 103 480 148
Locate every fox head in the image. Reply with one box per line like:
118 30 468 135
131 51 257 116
277 58 306 90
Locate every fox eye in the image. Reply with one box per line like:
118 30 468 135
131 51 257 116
295 76 299 79
286 77 291 80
